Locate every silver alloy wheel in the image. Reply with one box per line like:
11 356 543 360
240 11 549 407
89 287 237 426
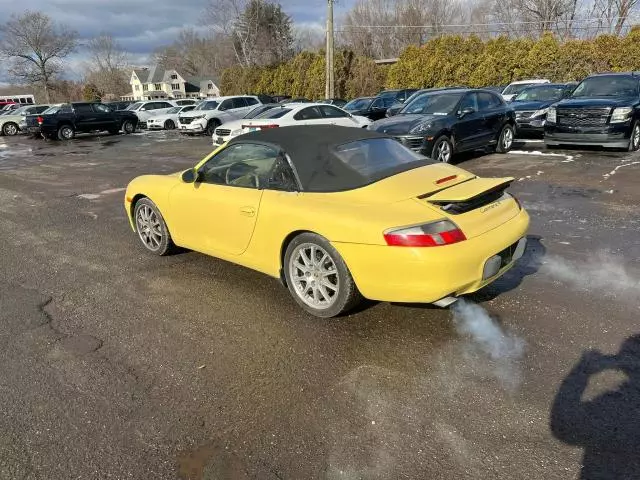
289 243 339 310
436 140 451 162
123 121 134 133
136 204 162 251
60 126 74 140
502 127 514 150
633 124 640 149
4 123 17 136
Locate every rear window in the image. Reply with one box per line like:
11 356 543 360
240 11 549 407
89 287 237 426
333 138 431 178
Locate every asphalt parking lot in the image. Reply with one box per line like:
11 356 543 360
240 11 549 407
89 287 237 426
0 130 639 480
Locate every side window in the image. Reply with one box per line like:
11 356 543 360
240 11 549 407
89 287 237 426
319 105 349 118
231 97 247 109
199 143 280 189
74 104 94 114
293 106 322 120
93 104 112 113
266 156 298 191
139 103 151 111
146 103 160 110
477 93 501 111
25 107 36 114
245 97 259 106
219 99 233 111
158 102 172 109
458 93 478 112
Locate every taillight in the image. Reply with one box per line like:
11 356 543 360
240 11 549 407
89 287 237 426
384 219 466 247
37 116 44 124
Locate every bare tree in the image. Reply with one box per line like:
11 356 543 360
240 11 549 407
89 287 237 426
0 11 77 102
85 34 130 99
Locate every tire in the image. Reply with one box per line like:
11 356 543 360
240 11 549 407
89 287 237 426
122 120 136 134
283 233 362 318
2 122 18 136
57 124 75 141
133 198 175 256
206 119 220 136
628 121 640 152
431 135 454 163
164 119 175 130
496 124 515 153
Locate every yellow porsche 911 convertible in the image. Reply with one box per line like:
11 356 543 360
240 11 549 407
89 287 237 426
125 125 529 317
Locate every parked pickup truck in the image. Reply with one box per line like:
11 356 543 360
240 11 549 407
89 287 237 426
25 102 139 140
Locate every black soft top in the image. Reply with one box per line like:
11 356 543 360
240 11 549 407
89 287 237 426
227 125 421 192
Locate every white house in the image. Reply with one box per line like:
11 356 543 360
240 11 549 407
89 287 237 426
123 66 220 101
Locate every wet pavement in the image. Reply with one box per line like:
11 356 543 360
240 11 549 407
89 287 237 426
0 130 638 479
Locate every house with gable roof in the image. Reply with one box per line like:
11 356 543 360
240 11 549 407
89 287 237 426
123 66 220 101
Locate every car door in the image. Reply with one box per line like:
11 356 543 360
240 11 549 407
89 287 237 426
92 103 118 131
318 105 360 127
168 143 280 256
72 104 98 131
477 92 506 145
453 93 485 151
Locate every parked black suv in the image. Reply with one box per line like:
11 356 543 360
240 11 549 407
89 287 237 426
368 88 515 162
26 102 139 140
545 72 640 150
511 83 575 137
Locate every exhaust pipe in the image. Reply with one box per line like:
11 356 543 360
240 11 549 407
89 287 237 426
433 296 458 308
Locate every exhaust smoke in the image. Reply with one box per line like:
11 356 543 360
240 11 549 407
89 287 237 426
451 299 525 389
543 252 640 294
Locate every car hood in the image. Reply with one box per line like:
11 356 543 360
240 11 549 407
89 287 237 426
179 110 209 118
555 96 637 108
510 100 555 111
369 114 443 135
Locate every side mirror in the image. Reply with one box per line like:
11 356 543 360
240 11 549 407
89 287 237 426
181 168 200 183
458 107 475 118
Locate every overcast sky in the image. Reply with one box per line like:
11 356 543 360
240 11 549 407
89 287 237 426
0 0 353 83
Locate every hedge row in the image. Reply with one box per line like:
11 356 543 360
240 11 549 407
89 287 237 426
219 28 640 98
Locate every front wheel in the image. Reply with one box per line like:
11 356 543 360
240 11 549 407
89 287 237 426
2 122 18 136
206 119 220 136
164 120 175 130
431 136 453 163
133 198 174 256
496 124 514 153
122 120 136 134
628 121 640 152
284 233 362 318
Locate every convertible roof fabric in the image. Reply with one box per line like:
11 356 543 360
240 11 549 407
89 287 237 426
227 125 423 192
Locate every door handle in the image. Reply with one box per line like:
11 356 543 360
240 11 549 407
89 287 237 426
240 207 255 217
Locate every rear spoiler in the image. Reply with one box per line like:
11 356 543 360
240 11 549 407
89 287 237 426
422 177 514 215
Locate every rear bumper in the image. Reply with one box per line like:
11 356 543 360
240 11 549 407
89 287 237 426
544 122 631 147
332 208 530 303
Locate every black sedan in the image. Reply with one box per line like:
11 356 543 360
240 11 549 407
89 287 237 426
368 89 515 163
511 83 575 137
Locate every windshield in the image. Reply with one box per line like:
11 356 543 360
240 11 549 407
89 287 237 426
514 86 567 102
571 76 639 97
166 107 181 114
243 105 277 118
502 83 536 95
344 98 373 111
197 101 219 111
42 104 66 114
11 106 29 115
126 102 142 111
255 108 291 119
334 137 430 179
401 92 463 115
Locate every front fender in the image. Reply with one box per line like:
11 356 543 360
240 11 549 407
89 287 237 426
124 175 182 231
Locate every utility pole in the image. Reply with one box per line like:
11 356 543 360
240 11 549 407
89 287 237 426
325 0 335 99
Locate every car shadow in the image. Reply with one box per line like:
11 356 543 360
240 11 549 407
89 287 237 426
470 234 546 303
550 334 640 479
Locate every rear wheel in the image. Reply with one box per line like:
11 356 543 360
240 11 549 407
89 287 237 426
628 121 640 152
496 124 514 153
57 124 75 141
431 136 453 163
284 233 362 318
164 119 175 130
133 198 174 256
2 122 18 136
